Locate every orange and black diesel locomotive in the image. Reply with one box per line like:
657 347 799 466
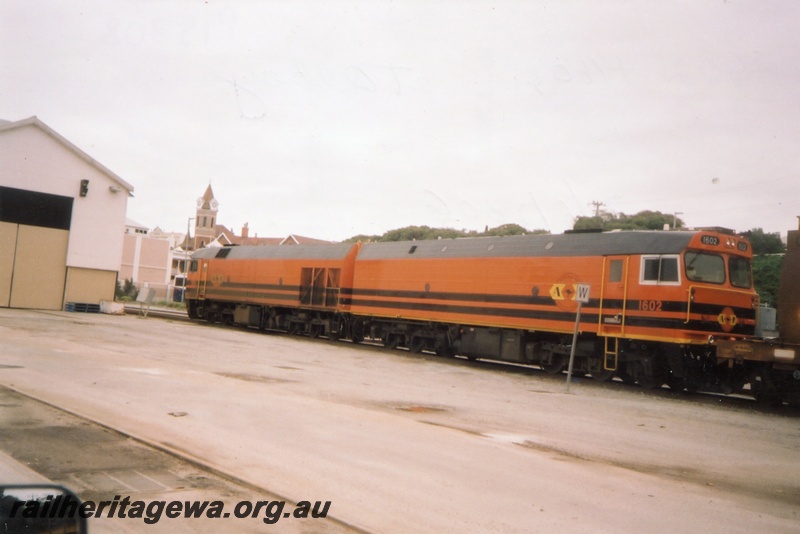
186 228 792 399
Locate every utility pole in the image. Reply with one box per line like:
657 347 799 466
673 212 683 229
185 217 194 253
180 217 194 303
590 201 605 217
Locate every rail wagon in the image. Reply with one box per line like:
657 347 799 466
716 222 800 404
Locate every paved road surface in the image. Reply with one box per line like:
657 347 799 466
0 309 798 532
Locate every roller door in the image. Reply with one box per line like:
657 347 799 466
0 186 72 310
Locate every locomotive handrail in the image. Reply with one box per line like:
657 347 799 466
199 261 209 300
621 257 630 334
597 259 607 329
684 284 758 324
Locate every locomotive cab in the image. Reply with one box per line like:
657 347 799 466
681 230 758 340
592 229 758 390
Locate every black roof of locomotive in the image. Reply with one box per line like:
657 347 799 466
190 230 700 261
357 230 698 260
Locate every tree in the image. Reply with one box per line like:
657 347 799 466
343 233 381 243
482 223 535 236
572 216 606 231
343 223 548 242
743 228 785 307
752 255 783 307
382 225 465 241
573 210 684 231
115 278 139 301
742 228 785 255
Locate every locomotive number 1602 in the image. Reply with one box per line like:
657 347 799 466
639 299 663 312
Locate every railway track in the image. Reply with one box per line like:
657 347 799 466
123 304 190 321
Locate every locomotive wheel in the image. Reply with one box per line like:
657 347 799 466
409 336 426 354
590 367 616 382
633 355 668 389
540 353 566 374
384 334 400 349
434 337 455 357
617 363 636 385
328 322 342 341
435 345 455 357
666 374 685 392
350 320 365 344
635 370 660 389
309 324 322 339
683 381 700 394
751 372 783 406
753 386 783 407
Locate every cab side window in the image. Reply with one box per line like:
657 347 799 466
729 257 752 288
641 255 680 285
609 259 623 283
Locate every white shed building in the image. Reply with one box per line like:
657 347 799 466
0 116 134 310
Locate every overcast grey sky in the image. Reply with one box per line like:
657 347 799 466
2 0 798 241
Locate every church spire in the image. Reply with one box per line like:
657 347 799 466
194 185 219 248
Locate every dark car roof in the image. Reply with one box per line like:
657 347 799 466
192 243 355 261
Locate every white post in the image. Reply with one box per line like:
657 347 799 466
566 284 591 393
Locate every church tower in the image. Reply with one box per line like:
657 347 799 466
194 185 218 249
